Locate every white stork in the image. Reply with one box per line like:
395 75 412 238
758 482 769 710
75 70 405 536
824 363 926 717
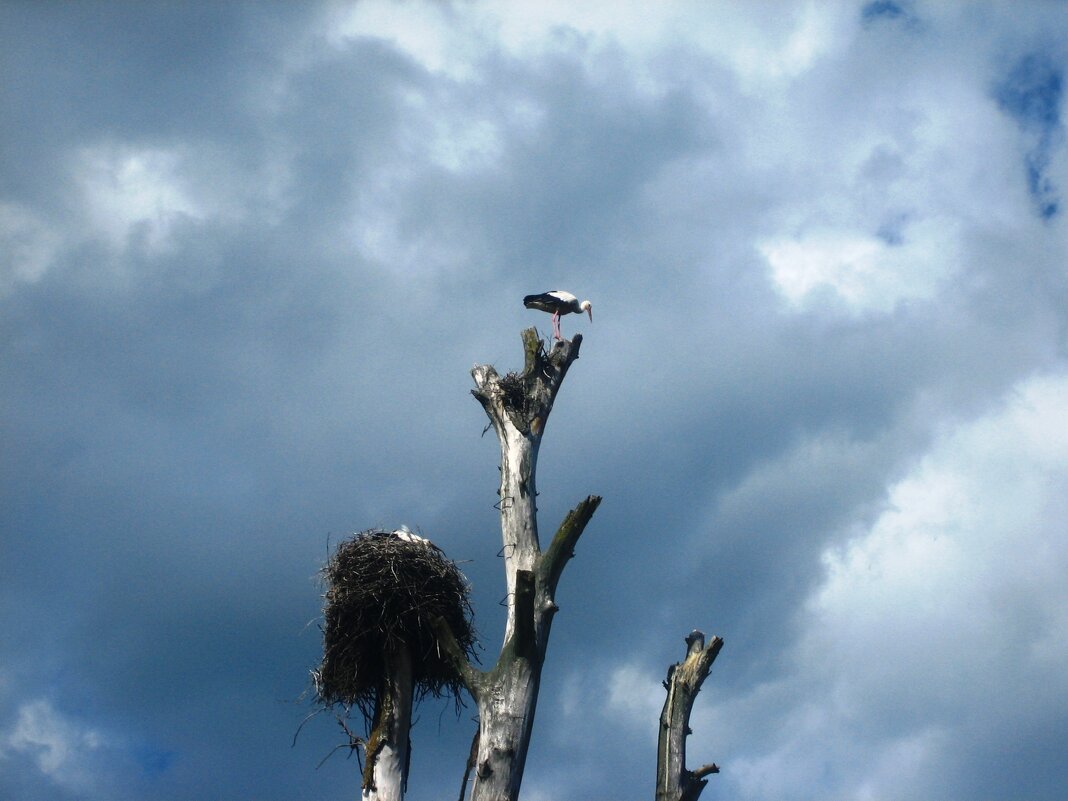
523 290 592 341
394 525 430 545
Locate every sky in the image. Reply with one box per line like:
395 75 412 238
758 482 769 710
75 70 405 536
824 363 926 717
1 1 1067 799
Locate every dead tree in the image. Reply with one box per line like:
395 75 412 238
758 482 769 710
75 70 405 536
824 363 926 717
437 328 601 801
656 630 723 801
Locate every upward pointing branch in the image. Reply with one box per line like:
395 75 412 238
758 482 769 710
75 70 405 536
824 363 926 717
539 496 602 602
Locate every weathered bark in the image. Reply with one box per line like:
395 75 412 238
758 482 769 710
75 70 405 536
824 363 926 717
362 646 414 801
656 631 723 801
449 328 600 801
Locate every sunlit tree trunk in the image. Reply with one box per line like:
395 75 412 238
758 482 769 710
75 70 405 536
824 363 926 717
361 647 414 801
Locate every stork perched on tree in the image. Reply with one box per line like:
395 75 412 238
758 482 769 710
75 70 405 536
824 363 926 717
523 290 592 341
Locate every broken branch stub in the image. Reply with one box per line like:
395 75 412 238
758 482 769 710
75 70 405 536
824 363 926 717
471 328 582 440
656 630 724 801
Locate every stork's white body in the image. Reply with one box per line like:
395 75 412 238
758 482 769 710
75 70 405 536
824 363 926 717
394 525 430 545
523 290 592 340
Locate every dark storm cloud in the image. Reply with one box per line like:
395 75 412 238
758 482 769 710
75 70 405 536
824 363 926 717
0 7 447 797
0 2 304 206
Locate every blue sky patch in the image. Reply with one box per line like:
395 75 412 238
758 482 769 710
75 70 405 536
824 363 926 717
860 0 917 27
862 1 906 21
996 54 1063 130
996 54 1064 219
1027 155 1060 219
134 744 177 777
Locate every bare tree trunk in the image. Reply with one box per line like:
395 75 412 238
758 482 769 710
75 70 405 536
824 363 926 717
656 631 723 801
438 328 600 801
362 646 414 801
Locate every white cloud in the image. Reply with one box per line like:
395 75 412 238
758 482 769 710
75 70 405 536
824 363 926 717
2 699 106 791
75 144 207 253
425 115 504 173
606 662 663 732
746 18 1031 314
556 659 663 735
728 715 949 801
321 0 855 91
714 371 1068 799
759 218 960 312
691 1 853 92
323 0 479 80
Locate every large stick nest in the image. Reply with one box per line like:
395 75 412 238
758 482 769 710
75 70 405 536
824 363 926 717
314 529 477 720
